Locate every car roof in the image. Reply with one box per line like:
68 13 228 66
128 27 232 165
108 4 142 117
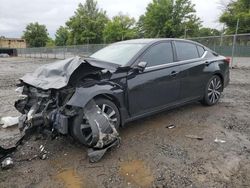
114 38 158 44
114 38 202 46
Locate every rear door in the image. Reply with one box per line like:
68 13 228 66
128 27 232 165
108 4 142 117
127 41 181 116
174 41 209 100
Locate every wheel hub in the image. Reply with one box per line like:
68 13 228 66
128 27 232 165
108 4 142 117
208 77 222 104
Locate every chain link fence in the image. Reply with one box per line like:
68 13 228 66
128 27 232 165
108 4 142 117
189 33 250 67
17 44 107 59
17 34 250 66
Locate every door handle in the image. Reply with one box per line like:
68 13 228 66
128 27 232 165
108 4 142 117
170 71 178 77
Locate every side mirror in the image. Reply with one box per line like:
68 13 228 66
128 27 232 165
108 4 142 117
135 61 147 72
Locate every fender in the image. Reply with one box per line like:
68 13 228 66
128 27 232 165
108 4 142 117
67 83 123 108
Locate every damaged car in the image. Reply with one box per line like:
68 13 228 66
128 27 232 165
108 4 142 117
11 39 229 161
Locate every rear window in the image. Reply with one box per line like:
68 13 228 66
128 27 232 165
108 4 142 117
175 41 199 61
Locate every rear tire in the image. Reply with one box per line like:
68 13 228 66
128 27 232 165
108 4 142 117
202 75 223 106
70 98 120 146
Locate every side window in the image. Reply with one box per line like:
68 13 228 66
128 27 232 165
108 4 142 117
197 45 205 57
175 41 199 61
141 42 174 67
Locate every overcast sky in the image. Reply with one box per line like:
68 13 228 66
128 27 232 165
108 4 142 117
0 0 229 38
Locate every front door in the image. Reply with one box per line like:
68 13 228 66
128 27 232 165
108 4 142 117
127 42 181 116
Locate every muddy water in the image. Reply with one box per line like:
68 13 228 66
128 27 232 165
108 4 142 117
55 168 83 188
120 160 154 187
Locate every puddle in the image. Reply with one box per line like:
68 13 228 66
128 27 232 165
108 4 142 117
120 160 154 187
55 168 83 188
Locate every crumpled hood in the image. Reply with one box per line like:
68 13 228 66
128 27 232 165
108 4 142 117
20 56 119 90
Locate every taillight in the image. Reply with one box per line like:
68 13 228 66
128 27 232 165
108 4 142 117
225 57 231 64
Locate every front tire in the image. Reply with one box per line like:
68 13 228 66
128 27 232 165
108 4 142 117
70 98 120 146
202 75 223 106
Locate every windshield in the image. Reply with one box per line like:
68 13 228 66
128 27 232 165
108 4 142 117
90 43 146 66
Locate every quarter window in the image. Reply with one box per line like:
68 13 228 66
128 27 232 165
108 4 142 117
197 45 205 57
175 41 199 61
141 42 174 67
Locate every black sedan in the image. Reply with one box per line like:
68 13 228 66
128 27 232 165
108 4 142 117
15 38 230 156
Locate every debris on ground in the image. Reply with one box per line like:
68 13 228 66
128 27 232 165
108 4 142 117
0 146 16 163
1 157 14 170
0 125 37 163
88 139 120 163
0 116 19 128
166 124 176 129
214 138 226 143
185 135 203 140
39 145 48 160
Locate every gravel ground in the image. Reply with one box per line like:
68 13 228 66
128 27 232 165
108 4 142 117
0 57 250 188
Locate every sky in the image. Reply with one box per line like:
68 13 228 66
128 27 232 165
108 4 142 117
0 0 230 38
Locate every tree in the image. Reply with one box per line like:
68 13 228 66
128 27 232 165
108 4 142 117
198 27 221 37
22 22 49 47
136 15 146 38
103 13 136 43
138 0 201 38
46 38 55 47
220 0 250 34
66 0 108 44
55 26 69 46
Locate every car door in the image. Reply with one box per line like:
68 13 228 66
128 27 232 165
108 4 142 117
174 41 209 100
127 41 181 116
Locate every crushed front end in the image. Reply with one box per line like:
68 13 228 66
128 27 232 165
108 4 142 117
9 57 121 162
15 83 76 136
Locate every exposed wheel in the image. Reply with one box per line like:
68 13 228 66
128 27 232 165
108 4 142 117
202 75 223 106
70 98 120 146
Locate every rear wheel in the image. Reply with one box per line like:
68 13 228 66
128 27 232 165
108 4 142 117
70 98 120 146
202 75 223 106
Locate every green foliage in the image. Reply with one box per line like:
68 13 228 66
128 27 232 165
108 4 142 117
46 38 55 47
55 26 69 46
23 22 49 47
103 13 136 43
66 0 108 44
198 28 221 37
136 15 146 38
138 0 201 38
220 0 250 34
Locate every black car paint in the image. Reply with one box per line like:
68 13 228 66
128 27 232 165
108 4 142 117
67 39 229 126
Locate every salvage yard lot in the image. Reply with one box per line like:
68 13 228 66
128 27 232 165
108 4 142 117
0 57 250 187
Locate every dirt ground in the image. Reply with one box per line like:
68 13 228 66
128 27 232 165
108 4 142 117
0 57 250 188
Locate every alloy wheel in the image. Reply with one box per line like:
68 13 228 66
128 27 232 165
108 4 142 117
207 77 222 104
